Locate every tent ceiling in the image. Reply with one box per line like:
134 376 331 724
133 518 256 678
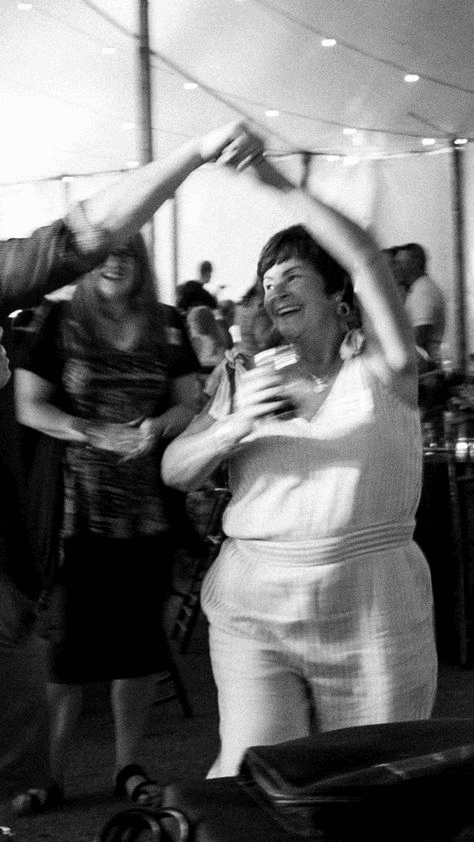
1 0 474 184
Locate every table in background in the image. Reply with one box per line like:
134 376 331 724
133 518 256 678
415 447 474 665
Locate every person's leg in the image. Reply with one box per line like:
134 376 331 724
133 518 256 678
1 630 53 816
207 625 311 778
10 677 79 816
304 569 438 731
111 674 161 804
47 682 83 791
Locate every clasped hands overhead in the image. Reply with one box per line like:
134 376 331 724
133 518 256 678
198 120 265 173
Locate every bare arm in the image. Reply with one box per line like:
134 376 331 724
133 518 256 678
120 372 203 460
161 364 288 491
0 122 254 315
245 152 418 403
14 369 87 442
81 122 253 249
15 369 203 458
150 372 202 440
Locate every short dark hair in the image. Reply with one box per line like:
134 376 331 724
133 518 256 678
399 243 427 275
199 260 213 276
256 224 351 299
177 280 217 312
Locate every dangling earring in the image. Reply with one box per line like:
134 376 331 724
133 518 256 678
336 300 351 319
335 294 351 333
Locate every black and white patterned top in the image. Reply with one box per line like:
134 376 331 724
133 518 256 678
23 297 199 540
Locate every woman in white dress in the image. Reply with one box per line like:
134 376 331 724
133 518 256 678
161 126 437 778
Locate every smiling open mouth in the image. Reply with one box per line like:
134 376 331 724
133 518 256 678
276 306 300 316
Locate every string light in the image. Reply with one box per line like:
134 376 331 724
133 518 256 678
251 0 474 96
454 138 468 145
404 74 420 83
321 38 336 47
126 160 140 168
343 127 357 136
421 138 436 146
75 1 474 153
343 155 360 166
265 109 280 117
183 82 199 90
10 0 472 181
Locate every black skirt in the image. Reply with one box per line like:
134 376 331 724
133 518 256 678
45 533 172 684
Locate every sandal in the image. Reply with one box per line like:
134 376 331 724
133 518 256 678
114 763 161 806
11 782 64 817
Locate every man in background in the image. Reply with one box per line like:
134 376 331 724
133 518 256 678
394 242 446 367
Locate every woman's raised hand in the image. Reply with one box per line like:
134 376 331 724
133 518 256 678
198 121 265 170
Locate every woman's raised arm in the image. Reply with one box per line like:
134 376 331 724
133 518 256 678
82 122 259 249
245 150 418 402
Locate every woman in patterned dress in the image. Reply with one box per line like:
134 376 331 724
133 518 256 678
13 233 200 809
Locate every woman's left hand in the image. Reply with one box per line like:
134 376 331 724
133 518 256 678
119 418 157 461
84 417 151 458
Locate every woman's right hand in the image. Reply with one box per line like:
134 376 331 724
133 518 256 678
198 121 264 170
230 364 287 436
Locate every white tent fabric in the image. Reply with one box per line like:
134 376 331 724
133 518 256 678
1 0 474 356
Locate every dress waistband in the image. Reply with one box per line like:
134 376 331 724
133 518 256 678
233 521 415 566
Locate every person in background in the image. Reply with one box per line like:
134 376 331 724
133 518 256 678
219 299 238 344
394 243 446 367
198 259 214 291
202 280 280 413
0 119 250 820
161 124 437 778
177 280 232 377
13 234 200 814
176 279 218 314
177 259 218 313
186 304 230 374
235 280 281 358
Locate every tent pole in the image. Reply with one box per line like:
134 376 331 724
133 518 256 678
451 141 467 377
171 192 179 303
137 0 155 262
300 151 312 190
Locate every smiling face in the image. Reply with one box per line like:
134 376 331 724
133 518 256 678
262 257 338 344
96 249 136 301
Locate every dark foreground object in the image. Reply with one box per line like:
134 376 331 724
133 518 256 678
96 718 474 841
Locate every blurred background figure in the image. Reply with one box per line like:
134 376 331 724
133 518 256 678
218 299 238 345
198 260 214 292
177 259 219 314
176 280 218 314
234 280 281 357
186 304 231 374
394 242 446 367
13 234 200 814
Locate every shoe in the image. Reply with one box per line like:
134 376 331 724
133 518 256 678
11 783 64 817
114 763 161 806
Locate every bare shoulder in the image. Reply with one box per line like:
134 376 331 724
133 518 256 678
362 342 419 408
